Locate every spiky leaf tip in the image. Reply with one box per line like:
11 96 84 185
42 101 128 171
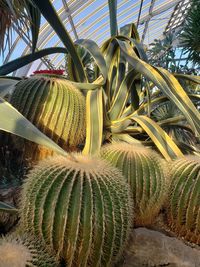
100 142 168 226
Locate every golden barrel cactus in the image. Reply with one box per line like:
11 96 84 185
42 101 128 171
10 73 86 162
20 154 133 266
167 156 200 245
0 234 58 267
100 142 168 226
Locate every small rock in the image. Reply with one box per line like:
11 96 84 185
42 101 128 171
121 227 200 267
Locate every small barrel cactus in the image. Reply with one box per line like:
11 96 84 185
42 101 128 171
0 234 58 267
166 156 200 245
20 154 133 266
100 142 167 226
9 73 86 162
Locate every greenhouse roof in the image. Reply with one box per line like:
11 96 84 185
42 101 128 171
1 0 191 76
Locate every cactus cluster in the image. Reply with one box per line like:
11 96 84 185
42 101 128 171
166 156 200 245
0 234 58 267
10 75 86 162
20 154 133 266
100 142 167 226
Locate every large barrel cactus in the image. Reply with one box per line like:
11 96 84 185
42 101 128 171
0 234 58 267
166 156 200 245
20 154 133 266
9 73 86 162
100 142 167 226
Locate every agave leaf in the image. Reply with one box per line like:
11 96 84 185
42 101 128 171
83 88 103 155
0 201 18 214
27 1 41 53
112 133 142 144
116 39 200 137
0 97 67 156
0 47 68 75
31 0 87 82
156 67 200 135
108 0 118 36
75 39 107 81
0 77 21 97
174 74 200 84
108 69 139 120
120 23 140 41
130 115 183 160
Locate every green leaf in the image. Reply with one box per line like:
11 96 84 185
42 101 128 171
75 39 108 81
116 39 200 137
0 47 68 76
83 88 103 155
108 0 118 36
112 133 142 144
0 97 67 156
174 74 200 84
0 201 18 214
130 115 184 160
27 1 41 53
32 0 87 82
108 69 139 120
156 67 200 136
120 23 140 41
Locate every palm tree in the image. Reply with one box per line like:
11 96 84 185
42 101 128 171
179 0 200 66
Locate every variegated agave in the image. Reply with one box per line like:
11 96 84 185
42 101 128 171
0 0 200 163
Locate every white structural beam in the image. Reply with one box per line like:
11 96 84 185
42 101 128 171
139 0 182 25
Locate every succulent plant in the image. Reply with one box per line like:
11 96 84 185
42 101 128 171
100 142 167 226
20 154 133 266
0 234 58 267
9 74 86 162
151 101 197 147
166 156 200 245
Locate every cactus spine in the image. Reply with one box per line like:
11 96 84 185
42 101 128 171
100 142 167 226
0 234 58 267
10 75 86 162
167 156 200 245
20 154 133 266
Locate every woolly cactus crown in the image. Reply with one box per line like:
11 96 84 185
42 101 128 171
0 234 58 267
20 154 133 266
100 142 168 226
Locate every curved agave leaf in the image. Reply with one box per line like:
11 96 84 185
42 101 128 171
156 67 200 135
31 0 87 82
120 23 140 41
0 201 18 213
174 74 200 85
116 39 200 137
0 47 68 75
130 115 183 160
108 69 139 120
75 39 108 82
27 1 41 53
83 88 103 155
0 97 67 156
111 133 142 144
108 0 118 36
